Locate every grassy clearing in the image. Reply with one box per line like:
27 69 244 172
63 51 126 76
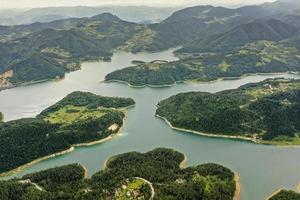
117 178 146 200
44 105 107 124
262 137 300 146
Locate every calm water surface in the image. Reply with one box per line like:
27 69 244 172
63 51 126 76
1 49 300 200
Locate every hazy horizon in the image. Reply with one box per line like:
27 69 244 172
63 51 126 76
0 0 277 9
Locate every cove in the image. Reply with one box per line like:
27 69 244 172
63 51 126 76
1 49 300 200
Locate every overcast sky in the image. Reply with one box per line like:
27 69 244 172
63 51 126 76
0 0 276 9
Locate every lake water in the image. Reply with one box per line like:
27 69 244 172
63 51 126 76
1 49 300 200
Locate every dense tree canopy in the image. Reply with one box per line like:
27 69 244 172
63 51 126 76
156 79 300 144
105 41 300 87
0 148 236 200
0 92 135 174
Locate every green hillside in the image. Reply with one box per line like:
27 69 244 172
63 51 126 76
0 91 135 174
105 41 300 86
0 13 140 89
156 79 300 145
178 19 299 53
0 148 236 200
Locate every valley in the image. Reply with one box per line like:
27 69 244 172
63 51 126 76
1 0 300 199
0 50 300 200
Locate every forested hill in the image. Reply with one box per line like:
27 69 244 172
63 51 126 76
0 91 135 174
0 148 236 200
0 13 142 90
120 0 300 53
105 41 300 87
178 19 299 53
0 112 3 122
39 91 135 117
1 0 300 89
156 79 300 145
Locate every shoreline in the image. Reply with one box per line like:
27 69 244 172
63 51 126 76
155 114 300 146
233 173 241 200
102 71 299 89
265 189 282 200
83 165 88 178
0 115 128 178
179 154 187 169
102 79 176 88
0 55 112 92
103 158 109 170
155 114 258 143
2 63 298 92
0 78 58 91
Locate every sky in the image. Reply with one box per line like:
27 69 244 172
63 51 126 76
0 0 276 9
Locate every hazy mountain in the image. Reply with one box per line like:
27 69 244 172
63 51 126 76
261 0 300 15
179 19 299 53
0 6 179 25
281 33 300 49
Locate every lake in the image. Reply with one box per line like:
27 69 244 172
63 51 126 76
1 49 300 200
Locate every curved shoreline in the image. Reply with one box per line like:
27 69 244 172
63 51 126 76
103 71 299 89
83 165 88 178
234 173 241 200
265 189 282 200
0 115 128 178
155 114 258 143
102 79 176 88
179 154 187 169
155 114 300 146
0 54 114 92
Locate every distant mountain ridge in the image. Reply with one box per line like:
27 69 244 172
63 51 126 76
0 6 179 25
178 19 299 53
1 0 300 90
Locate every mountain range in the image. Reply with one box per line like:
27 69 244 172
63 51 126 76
1 0 300 89
0 6 179 25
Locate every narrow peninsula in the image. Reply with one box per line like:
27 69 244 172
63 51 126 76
105 41 300 87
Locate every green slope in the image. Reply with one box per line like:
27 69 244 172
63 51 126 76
156 79 300 145
0 13 141 89
0 91 135 174
105 41 300 86
178 19 299 53
0 148 236 200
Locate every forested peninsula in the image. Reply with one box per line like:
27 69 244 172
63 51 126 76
0 148 237 200
0 91 135 175
156 78 300 145
105 41 300 87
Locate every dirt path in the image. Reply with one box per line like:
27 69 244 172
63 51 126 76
135 177 155 200
19 179 45 191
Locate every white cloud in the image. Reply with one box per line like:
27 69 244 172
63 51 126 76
0 0 276 9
